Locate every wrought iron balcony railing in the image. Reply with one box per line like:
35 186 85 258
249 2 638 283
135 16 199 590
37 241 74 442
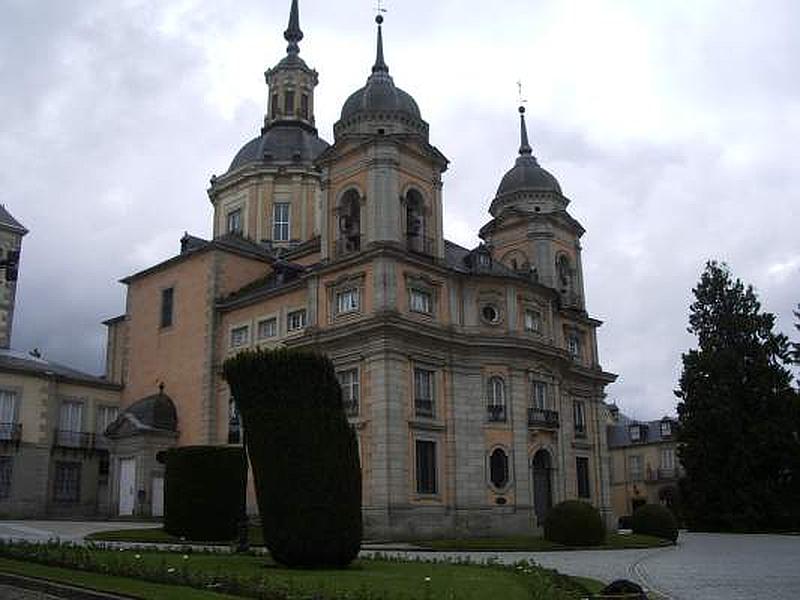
53 429 99 451
414 398 434 418
487 404 507 422
0 422 22 445
527 408 560 429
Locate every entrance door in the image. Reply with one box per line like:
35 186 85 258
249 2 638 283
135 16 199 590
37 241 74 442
151 476 164 518
118 458 136 516
532 450 553 525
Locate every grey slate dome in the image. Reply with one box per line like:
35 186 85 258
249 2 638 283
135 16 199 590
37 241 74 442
228 124 329 172
125 391 178 432
339 16 423 124
496 107 562 197
497 155 562 196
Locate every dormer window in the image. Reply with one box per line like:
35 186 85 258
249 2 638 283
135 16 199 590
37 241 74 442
226 208 242 235
567 333 581 358
660 420 672 438
477 252 491 267
629 424 647 442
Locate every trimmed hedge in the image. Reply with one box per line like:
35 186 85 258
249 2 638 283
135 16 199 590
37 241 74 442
631 503 679 542
164 446 245 541
223 348 362 568
543 500 605 546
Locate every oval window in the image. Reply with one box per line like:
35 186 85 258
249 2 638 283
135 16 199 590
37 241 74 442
482 304 499 324
490 448 509 488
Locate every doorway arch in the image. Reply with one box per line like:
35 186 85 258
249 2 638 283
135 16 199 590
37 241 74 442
532 449 553 525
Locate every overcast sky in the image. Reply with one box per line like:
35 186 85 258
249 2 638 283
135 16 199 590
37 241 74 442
3 0 798 419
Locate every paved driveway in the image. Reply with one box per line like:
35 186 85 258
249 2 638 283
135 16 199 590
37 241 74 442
0 520 156 543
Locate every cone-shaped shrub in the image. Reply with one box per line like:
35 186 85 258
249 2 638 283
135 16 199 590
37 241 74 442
543 500 606 546
164 446 245 541
223 348 362 567
631 503 679 542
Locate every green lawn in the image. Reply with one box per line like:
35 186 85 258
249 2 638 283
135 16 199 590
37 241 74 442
87 525 264 546
0 545 597 599
417 533 670 552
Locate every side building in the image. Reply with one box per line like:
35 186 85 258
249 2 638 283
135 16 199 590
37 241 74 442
103 2 617 537
607 407 681 524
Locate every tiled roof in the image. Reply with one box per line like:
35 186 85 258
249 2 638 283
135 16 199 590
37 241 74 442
607 416 678 448
0 348 119 389
0 205 27 235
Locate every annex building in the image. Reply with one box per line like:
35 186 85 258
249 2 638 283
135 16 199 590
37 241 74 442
102 1 617 537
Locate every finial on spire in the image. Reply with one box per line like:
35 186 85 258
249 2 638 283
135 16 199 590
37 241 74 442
372 12 389 73
518 106 532 156
284 0 303 55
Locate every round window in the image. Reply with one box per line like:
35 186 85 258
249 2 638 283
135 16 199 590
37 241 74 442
482 304 500 324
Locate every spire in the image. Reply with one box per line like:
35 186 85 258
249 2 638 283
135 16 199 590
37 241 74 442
518 106 532 156
372 15 389 74
284 0 303 56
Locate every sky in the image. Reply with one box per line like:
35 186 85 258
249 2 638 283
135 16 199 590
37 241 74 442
2 0 798 420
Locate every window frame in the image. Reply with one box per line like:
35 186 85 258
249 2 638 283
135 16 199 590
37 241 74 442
415 439 438 495
489 447 510 490
530 380 548 410
628 454 643 481
409 288 433 315
226 207 243 235
335 287 360 315
256 317 277 340
287 309 307 332
160 287 174 329
0 456 12 499
0 389 18 440
95 405 118 438
337 368 360 417
487 375 506 422
576 456 591 499
573 400 586 436
53 461 81 504
273 202 291 242
524 309 541 333
230 325 250 349
413 367 435 418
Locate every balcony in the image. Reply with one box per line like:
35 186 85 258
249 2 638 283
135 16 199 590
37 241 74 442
487 404 507 423
335 235 362 257
528 408 559 430
344 399 359 418
646 467 677 482
0 422 22 448
52 429 104 455
406 234 434 256
414 398 434 418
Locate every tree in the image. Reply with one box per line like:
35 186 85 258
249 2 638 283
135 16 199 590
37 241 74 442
222 348 362 567
675 261 800 531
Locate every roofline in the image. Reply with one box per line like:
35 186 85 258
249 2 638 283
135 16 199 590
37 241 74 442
0 362 122 391
102 315 126 326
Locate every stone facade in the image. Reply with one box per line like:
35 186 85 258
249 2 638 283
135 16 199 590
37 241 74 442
607 410 681 523
104 1 617 537
0 206 27 350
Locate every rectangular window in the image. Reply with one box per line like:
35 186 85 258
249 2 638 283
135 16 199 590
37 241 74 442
409 289 432 314
628 455 643 481
257 318 277 340
95 406 118 437
573 400 586 436
629 425 641 442
271 94 279 118
337 369 359 416
576 457 591 498
53 462 81 503
567 333 581 358
0 390 16 440
531 381 548 409
415 440 437 494
660 420 672 437
524 309 541 332
160 287 174 328
661 448 675 470
230 325 249 348
273 203 290 242
59 400 83 443
284 91 295 115
226 208 242 234
287 309 306 332
335 288 360 315
0 456 12 499
414 368 434 417
300 94 309 119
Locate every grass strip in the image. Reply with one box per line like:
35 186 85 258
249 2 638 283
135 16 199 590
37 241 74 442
416 533 671 552
0 557 242 600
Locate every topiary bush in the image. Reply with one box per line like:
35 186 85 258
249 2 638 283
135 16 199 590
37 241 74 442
164 446 245 541
631 503 679 542
223 348 362 568
543 500 605 546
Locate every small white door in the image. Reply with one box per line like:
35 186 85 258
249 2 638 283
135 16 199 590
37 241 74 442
151 476 164 518
118 458 136 516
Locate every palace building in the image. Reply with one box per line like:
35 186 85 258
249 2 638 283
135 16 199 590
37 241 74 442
103 0 617 537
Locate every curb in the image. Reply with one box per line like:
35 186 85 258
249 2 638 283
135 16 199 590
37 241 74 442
0 572 137 600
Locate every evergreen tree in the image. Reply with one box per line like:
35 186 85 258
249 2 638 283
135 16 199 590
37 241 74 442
675 261 799 531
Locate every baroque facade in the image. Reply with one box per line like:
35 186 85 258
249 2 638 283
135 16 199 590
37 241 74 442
104 1 617 537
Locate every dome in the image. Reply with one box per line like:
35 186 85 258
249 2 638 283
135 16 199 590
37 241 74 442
497 155 562 196
340 77 421 121
228 124 329 172
126 391 178 432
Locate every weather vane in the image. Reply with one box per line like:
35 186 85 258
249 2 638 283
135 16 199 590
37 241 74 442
376 0 387 15
517 80 527 107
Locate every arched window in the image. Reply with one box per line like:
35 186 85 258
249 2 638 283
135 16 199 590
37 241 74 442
487 376 506 422
405 190 429 254
490 448 509 488
556 254 573 293
336 189 361 256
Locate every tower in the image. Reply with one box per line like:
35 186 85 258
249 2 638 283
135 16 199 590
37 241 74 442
208 0 328 249
0 205 27 349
